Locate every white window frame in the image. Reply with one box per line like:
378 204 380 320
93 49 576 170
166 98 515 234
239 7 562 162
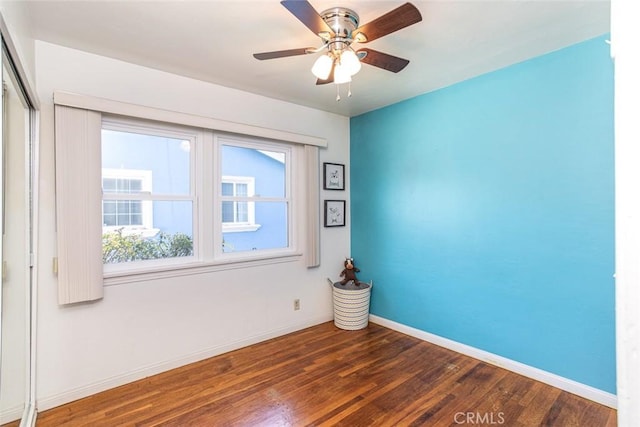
101 117 200 275
213 134 295 261
221 175 260 233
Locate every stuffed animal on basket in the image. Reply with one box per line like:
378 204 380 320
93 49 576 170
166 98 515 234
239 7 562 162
340 257 362 286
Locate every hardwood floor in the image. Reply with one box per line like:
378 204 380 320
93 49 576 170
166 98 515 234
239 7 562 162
34 322 616 426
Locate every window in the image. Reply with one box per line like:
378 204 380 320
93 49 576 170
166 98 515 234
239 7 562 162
54 93 322 298
221 176 258 232
100 118 299 273
101 120 196 267
217 138 291 255
102 169 153 233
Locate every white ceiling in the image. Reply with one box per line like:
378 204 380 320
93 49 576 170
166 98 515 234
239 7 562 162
27 0 610 117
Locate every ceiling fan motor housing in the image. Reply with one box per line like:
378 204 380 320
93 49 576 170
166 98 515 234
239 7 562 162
320 7 359 39
320 7 360 59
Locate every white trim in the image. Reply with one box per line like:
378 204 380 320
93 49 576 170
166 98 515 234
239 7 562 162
35 314 333 412
103 252 302 286
222 223 261 233
612 0 640 423
54 91 326 148
18 403 36 427
369 314 618 409
0 404 23 425
26 112 39 427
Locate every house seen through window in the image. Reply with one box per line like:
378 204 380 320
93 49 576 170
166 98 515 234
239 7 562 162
102 170 153 232
103 180 143 226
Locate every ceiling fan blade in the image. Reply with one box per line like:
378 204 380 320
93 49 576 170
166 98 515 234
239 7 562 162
358 48 410 73
353 3 422 43
281 0 333 36
253 47 315 60
316 62 335 85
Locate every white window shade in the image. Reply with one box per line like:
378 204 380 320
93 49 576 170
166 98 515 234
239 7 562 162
54 105 104 304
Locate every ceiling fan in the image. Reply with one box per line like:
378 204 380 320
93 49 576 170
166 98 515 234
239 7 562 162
253 1 422 88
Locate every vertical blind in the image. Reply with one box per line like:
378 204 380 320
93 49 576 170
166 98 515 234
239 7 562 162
305 145 321 268
54 105 104 304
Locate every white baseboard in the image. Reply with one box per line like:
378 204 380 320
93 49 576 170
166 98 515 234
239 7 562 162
369 314 617 409
0 404 24 425
37 314 333 412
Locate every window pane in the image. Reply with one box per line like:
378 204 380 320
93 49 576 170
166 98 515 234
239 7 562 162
103 214 116 226
103 178 117 192
237 202 248 222
102 129 191 195
103 201 116 215
222 201 234 223
222 201 287 253
221 145 285 198
221 182 233 196
117 213 131 225
129 179 142 192
103 201 193 264
236 183 248 197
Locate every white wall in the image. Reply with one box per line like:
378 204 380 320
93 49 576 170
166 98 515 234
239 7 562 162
35 41 351 409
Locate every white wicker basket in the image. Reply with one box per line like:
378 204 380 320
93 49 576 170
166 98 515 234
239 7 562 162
332 281 372 330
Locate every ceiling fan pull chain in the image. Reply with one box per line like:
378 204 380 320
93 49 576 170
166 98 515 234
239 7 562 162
336 84 341 102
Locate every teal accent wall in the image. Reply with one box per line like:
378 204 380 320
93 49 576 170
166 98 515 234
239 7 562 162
350 35 615 393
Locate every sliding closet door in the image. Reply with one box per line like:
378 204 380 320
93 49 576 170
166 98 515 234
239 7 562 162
0 41 32 425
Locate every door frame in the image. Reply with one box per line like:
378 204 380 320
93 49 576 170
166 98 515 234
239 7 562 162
0 12 39 427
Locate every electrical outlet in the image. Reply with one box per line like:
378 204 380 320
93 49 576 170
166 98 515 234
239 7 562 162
294 299 300 311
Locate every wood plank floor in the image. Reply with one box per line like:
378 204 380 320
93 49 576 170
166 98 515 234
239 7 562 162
33 322 616 426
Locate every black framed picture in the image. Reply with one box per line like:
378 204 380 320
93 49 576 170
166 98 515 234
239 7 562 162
324 200 346 227
323 162 345 190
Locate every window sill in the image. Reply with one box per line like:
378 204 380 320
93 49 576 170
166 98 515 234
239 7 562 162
103 252 303 286
222 224 261 233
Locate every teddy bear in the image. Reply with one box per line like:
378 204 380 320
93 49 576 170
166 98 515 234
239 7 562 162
340 257 362 286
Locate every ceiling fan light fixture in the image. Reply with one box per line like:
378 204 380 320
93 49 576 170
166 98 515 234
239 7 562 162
334 62 352 84
311 54 333 80
340 49 361 76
